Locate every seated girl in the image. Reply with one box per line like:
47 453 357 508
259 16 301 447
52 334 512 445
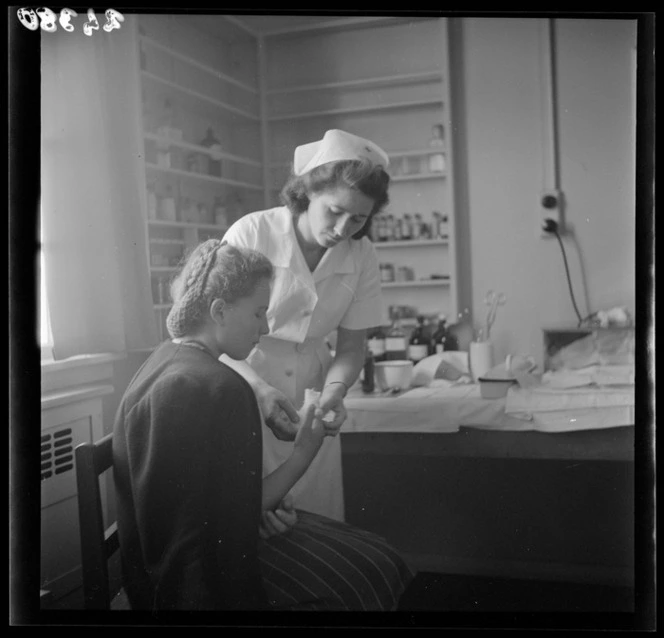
112 240 413 611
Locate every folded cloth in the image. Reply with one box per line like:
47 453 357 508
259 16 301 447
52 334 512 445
541 365 634 389
505 385 634 414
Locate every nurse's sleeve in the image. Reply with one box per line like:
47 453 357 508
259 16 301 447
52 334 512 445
338 240 384 330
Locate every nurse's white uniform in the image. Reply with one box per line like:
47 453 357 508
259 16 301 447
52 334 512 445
223 206 383 521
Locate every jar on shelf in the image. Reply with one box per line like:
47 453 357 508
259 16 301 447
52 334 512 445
412 213 423 240
428 124 446 173
402 214 413 241
392 217 403 241
379 263 395 283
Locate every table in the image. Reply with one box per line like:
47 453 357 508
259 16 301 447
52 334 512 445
339 386 635 586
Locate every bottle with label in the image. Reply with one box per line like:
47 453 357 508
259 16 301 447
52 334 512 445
408 316 430 363
379 263 395 283
393 218 403 241
377 215 388 242
367 326 386 362
362 342 375 394
431 314 448 354
447 308 473 352
385 314 408 360
412 213 422 240
200 127 222 177
402 214 412 241
385 214 395 242
428 124 446 173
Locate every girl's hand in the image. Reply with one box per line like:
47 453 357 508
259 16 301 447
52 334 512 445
293 403 325 461
316 384 348 436
259 495 298 539
255 382 299 441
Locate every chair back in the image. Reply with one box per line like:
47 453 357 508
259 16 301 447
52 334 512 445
75 432 121 610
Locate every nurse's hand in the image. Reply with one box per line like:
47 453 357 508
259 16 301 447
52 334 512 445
255 382 300 441
317 384 348 436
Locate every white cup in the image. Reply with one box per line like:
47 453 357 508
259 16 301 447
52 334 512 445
469 341 493 382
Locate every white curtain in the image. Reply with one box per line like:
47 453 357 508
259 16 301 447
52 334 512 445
41 15 158 359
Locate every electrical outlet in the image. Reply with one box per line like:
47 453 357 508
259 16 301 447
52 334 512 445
539 189 565 237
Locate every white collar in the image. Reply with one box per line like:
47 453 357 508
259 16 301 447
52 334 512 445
264 207 356 280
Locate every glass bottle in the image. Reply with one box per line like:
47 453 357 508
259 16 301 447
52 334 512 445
402 214 412 241
412 213 422 240
385 313 408 360
431 314 448 354
393 217 403 241
367 325 387 362
408 316 430 363
428 124 446 173
447 308 473 352
385 214 395 242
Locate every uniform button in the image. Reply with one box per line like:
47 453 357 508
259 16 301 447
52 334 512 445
285 370 294 377
303 309 312 317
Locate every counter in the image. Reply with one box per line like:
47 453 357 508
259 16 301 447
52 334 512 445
339 383 635 587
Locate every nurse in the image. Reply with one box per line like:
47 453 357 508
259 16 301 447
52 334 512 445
222 129 390 521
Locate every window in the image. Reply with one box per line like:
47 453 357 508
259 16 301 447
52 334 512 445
40 216 53 360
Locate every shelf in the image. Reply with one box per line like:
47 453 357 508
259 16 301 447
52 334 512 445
141 71 260 121
260 16 427 38
144 133 262 168
145 163 263 191
381 279 450 289
267 98 444 122
148 219 228 232
374 239 449 248
390 172 447 183
266 70 443 95
140 35 259 95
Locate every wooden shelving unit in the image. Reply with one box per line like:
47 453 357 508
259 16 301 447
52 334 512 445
134 15 459 334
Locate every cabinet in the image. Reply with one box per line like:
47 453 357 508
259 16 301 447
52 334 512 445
135 15 264 339
261 17 459 325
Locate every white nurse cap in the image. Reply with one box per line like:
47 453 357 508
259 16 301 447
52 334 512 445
293 129 389 176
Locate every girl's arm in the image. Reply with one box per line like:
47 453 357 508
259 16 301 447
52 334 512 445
261 404 325 511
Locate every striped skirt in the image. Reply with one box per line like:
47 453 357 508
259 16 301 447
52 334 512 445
258 510 414 611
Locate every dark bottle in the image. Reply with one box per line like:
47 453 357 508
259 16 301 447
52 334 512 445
431 314 449 354
367 326 386 362
408 315 430 363
385 316 407 360
446 308 472 352
362 343 375 393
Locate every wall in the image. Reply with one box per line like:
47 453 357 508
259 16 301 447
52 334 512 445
453 17 636 367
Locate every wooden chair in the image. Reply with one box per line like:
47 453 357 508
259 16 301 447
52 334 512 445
75 433 130 610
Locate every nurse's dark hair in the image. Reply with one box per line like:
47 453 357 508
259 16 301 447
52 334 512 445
280 158 390 239
166 240 273 339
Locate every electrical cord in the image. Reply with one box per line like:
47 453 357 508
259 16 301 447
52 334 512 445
542 218 584 327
